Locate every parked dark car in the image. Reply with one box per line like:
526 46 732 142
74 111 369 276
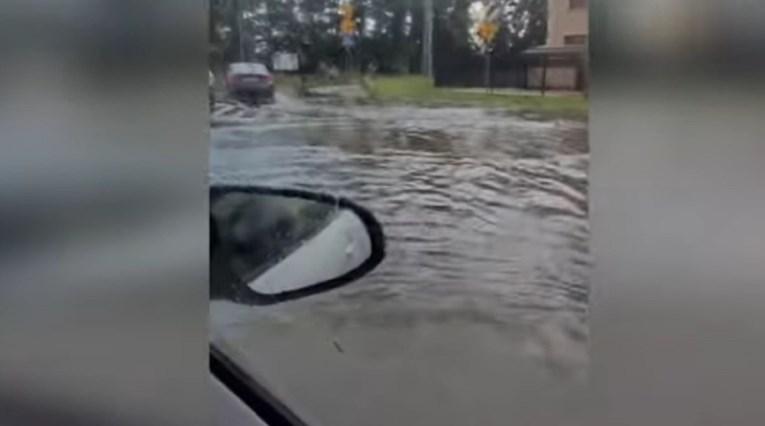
225 62 275 105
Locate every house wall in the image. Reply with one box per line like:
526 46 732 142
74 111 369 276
547 0 589 47
525 0 588 90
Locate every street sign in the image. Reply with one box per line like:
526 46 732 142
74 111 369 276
474 1 504 93
475 0 503 46
341 19 357 34
340 4 354 18
273 52 299 71
340 3 356 35
339 3 357 73
342 35 355 49
477 22 499 44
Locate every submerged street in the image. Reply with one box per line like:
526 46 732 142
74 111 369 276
210 93 590 425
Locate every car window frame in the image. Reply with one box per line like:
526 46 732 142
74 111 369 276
211 344 308 426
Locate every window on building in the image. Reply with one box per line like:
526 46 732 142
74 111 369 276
569 0 588 9
564 34 588 46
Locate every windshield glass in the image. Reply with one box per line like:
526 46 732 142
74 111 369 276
229 63 269 75
210 0 590 424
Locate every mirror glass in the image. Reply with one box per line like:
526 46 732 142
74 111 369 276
210 187 384 304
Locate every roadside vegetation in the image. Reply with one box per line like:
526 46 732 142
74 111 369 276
275 73 363 94
276 74 587 120
365 76 588 120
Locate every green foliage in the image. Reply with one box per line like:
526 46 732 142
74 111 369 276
367 75 587 119
501 0 547 53
209 0 548 73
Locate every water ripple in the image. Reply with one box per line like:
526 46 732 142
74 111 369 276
211 105 589 321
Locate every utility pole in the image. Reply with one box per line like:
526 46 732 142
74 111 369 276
422 0 434 78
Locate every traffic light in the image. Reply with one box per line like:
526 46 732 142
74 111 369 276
341 18 356 34
340 3 356 35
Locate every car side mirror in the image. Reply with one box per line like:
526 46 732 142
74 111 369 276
210 186 385 305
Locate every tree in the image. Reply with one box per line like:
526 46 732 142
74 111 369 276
499 0 547 54
465 0 546 55
209 0 240 64
432 0 546 86
212 0 518 76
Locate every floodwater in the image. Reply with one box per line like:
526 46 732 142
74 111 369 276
210 96 590 426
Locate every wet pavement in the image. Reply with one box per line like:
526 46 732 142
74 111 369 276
210 94 590 426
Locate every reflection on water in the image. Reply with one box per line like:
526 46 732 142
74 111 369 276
210 100 590 424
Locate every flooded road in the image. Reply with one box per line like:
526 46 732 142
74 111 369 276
210 96 590 426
